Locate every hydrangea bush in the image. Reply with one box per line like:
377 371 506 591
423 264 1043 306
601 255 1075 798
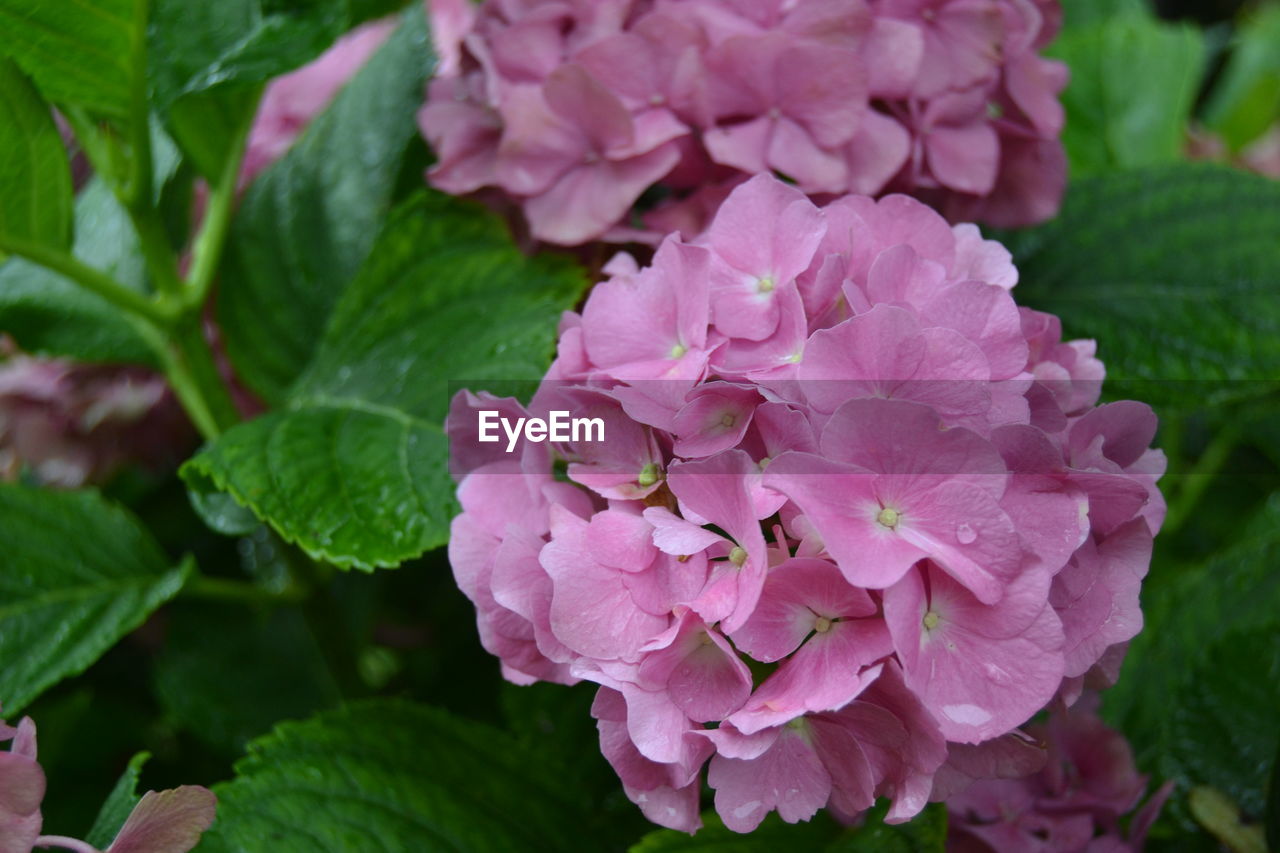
0 0 1277 850
421 0 1069 244
446 174 1163 832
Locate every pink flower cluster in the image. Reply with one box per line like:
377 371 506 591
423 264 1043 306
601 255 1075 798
447 175 1164 834
421 0 1068 246
947 695 1173 852
0 343 192 488
1 711 216 853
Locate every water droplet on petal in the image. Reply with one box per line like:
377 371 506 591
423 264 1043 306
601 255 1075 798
956 523 976 544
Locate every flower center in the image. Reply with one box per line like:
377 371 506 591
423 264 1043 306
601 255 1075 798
637 463 660 487
923 610 940 630
876 507 900 529
669 343 687 358
720 413 737 428
757 276 775 294
813 616 833 633
729 546 748 566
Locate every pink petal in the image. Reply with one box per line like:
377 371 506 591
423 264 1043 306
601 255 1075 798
707 724 832 832
731 557 877 662
884 565 1065 743
587 510 657 572
524 143 681 245
643 507 726 556
542 64 633 153
106 787 217 853
845 110 912 195
729 623 889 733
926 120 1000 195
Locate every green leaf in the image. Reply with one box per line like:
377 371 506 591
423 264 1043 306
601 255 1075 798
186 491 261 538
1267 742 1280 853
153 602 340 753
184 193 584 570
183 408 453 570
1106 494 1280 826
0 59 73 258
0 0 141 120
219 8 433 402
1058 0 1148 31
0 484 191 713
828 803 947 852
0 178 155 364
150 0 405 109
1047 11 1204 177
167 87 261 183
1004 164 1280 410
1170 627 1280 819
85 751 149 849
150 0 407 177
197 699 592 852
1201 4 1280 151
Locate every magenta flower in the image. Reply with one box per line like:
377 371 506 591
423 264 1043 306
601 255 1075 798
446 175 1163 833
421 0 1068 245
0 712 216 853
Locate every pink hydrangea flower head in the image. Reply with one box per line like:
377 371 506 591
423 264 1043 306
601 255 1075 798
420 0 1068 245
447 175 1163 833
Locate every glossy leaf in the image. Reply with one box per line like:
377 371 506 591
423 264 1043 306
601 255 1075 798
1201 4 1280 151
1048 10 1204 176
1006 164 1280 409
0 0 140 120
0 484 191 713
1171 627 1280 818
0 59 73 258
185 193 584 570
85 751 149 849
1106 494 1280 825
151 0 407 179
0 179 154 365
198 700 591 852
218 9 433 402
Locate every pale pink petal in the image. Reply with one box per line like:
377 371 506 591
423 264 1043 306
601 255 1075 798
106 787 217 853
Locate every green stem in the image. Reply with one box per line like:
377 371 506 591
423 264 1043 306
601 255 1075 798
166 318 242 439
186 88 261 312
182 574 306 605
1163 421 1241 534
0 237 173 325
130 204 186 299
